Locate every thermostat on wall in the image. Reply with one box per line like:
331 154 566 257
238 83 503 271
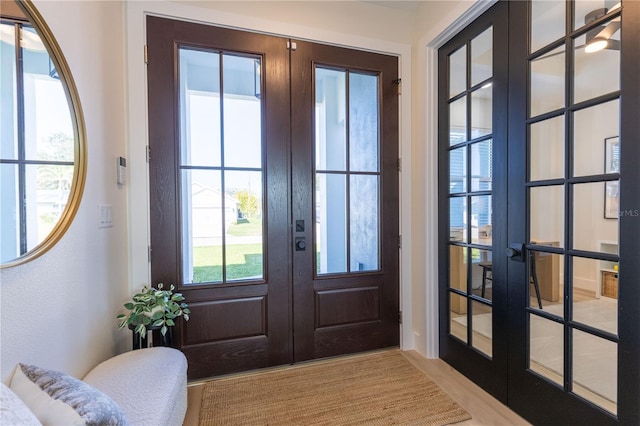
117 156 126 185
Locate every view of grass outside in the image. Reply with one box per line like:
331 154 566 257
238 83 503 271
192 218 263 282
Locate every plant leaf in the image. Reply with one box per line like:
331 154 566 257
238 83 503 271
161 325 168 336
135 324 146 336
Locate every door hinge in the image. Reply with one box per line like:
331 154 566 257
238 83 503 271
398 235 402 249
393 78 402 95
146 145 151 163
399 311 403 324
287 41 297 51
144 45 148 64
148 246 152 262
397 158 402 172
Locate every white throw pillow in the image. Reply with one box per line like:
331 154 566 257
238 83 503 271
9 364 128 426
1 382 41 425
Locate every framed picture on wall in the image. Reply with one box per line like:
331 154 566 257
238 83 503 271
604 180 619 219
605 136 620 174
604 136 620 219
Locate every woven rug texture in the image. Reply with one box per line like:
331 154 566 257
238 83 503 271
199 350 471 425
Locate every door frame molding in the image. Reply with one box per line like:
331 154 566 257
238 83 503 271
124 1 413 350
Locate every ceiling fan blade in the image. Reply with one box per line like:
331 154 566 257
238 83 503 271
596 18 621 40
606 39 621 51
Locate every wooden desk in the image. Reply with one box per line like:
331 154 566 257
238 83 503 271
450 245 467 314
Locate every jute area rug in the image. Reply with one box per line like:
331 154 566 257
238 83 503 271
198 350 471 425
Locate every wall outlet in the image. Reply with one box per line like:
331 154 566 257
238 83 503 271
98 204 113 228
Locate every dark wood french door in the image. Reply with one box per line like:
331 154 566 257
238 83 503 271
147 16 399 380
439 1 640 424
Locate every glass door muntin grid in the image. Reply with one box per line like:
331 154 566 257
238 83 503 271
447 25 494 356
526 0 621 414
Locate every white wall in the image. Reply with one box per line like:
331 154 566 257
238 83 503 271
0 0 129 382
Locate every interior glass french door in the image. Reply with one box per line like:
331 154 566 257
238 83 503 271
507 1 631 423
438 1 509 403
440 1 640 423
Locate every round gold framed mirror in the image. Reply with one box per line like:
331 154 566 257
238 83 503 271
0 0 86 267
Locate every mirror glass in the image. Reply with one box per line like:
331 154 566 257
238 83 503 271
0 0 85 267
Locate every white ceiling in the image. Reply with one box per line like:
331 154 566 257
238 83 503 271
359 1 423 12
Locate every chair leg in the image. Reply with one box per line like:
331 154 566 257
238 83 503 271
531 258 543 309
481 267 487 298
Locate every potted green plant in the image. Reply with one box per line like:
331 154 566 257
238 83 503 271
116 283 190 348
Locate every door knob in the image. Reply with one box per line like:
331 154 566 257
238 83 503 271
505 243 525 262
505 247 520 258
295 237 306 251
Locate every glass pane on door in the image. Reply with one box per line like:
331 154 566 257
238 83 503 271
572 256 618 335
529 185 564 249
573 17 620 104
316 173 347 274
531 0 565 53
529 314 564 386
471 27 493 86
573 100 619 177
529 251 563 311
471 300 492 357
529 116 564 181
314 67 381 276
470 139 492 191
179 47 265 285
530 47 565 117
449 96 467 145
449 46 466 98
471 86 492 138
572 330 618 414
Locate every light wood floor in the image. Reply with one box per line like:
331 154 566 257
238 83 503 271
183 350 529 426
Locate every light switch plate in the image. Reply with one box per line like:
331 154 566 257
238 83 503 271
98 204 113 228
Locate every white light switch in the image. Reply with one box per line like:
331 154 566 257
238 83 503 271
98 204 113 228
